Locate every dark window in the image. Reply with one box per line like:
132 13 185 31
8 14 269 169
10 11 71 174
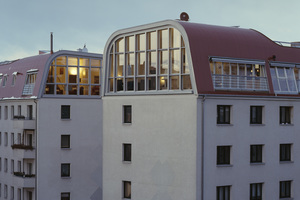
61 164 70 177
217 105 230 124
280 181 291 198
61 105 70 119
280 144 291 161
250 183 262 200
280 106 291 124
61 135 70 148
123 105 132 123
123 144 132 162
27 105 33 120
217 185 230 200
250 106 263 124
217 146 231 165
61 192 70 200
250 145 263 163
123 181 131 199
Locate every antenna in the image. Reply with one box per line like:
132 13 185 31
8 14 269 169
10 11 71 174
180 12 189 21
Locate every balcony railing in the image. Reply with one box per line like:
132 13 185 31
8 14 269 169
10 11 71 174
13 172 35 178
211 75 269 91
11 144 34 150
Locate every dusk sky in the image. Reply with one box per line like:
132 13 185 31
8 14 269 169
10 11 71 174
1 0 300 61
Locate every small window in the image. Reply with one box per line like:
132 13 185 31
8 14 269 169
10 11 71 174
250 183 263 200
123 105 132 123
10 187 14 200
4 185 7 199
0 106 2 119
11 74 16 86
61 135 70 148
11 133 14 146
217 146 231 165
123 181 131 199
4 106 8 120
4 132 7 146
217 105 231 124
61 105 70 119
123 144 132 162
280 106 292 124
11 106 14 120
4 158 7 172
61 163 70 177
27 105 33 120
280 180 291 198
22 72 37 95
250 106 263 124
11 160 14 174
61 192 70 200
280 144 292 161
2 75 7 87
250 145 263 163
216 185 230 200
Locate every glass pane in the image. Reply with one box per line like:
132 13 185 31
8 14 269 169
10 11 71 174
109 79 114 92
182 75 192 89
170 28 181 48
160 51 168 74
110 54 114 77
171 50 180 74
182 49 189 74
270 68 279 91
148 52 157 75
137 78 145 91
239 64 245 76
47 65 55 83
137 52 145 75
79 85 89 95
56 85 66 95
45 85 55 94
223 63 230 75
91 68 100 84
147 77 156 90
137 34 145 51
68 57 78 66
148 31 157 50
215 62 222 75
126 53 135 76
116 78 123 91
279 79 288 91
231 63 237 75
126 36 135 52
116 54 124 77
68 85 77 95
159 29 168 49
159 76 168 90
171 76 179 90
126 78 134 91
287 68 297 91
56 56 66 65
79 58 89 66
79 67 89 84
277 68 285 77
68 67 77 83
91 85 100 95
56 67 66 83
116 38 124 53
91 59 101 67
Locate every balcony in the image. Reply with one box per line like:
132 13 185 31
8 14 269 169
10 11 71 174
13 172 35 188
13 117 35 129
11 145 35 159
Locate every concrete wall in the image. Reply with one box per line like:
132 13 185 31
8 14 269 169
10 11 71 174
103 95 197 200
37 98 102 200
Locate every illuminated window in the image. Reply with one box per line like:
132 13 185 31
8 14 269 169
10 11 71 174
108 28 192 93
123 181 131 199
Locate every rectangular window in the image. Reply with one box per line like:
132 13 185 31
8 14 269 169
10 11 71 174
280 144 292 161
4 132 7 146
250 183 262 200
250 106 263 124
10 187 14 200
217 146 231 165
0 132 2 145
123 105 132 123
17 189 21 200
5 106 8 120
61 192 70 200
217 105 231 124
61 105 70 119
270 65 297 94
11 159 14 174
217 185 230 200
0 157 1 171
61 135 70 148
280 181 291 198
4 185 7 199
22 72 37 95
27 105 33 120
0 106 2 119
123 144 132 162
4 158 7 172
61 163 70 177
250 145 263 163
11 133 14 146
17 105 21 116
11 106 14 119
280 106 292 124
123 181 131 199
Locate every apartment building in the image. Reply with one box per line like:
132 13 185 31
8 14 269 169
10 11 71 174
102 19 300 200
0 50 103 200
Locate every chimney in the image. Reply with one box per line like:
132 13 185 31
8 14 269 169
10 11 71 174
50 32 53 54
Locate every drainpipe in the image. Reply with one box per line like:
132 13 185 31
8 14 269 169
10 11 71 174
200 95 205 200
33 99 38 200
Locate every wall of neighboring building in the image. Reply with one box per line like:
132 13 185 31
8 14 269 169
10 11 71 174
202 96 300 199
36 98 102 200
103 95 197 200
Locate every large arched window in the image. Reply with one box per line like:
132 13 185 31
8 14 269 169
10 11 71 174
107 27 192 93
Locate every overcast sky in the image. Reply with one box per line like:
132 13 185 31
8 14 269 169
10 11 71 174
0 0 299 61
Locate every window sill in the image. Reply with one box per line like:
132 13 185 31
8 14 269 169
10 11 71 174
280 161 294 164
61 119 71 121
250 124 265 126
61 148 71 150
250 162 265 166
279 123 293 126
123 123 132 126
280 198 293 200
122 161 131 164
217 164 232 167
61 177 71 179
216 124 233 126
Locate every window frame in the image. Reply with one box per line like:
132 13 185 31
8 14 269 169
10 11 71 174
61 105 71 119
123 144 132 162
123 181 131 199
250 106 263 124
280 180 292 198
61 163 71 177
279 106 292 124
61 135 70 149
280 144 292 162
123 105 132 124
216 185 231 200
217 146 231 165
217 105 231 124
250 145 263 163
61 192 70 200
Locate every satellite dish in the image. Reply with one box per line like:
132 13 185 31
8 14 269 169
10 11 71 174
180 12 189 21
